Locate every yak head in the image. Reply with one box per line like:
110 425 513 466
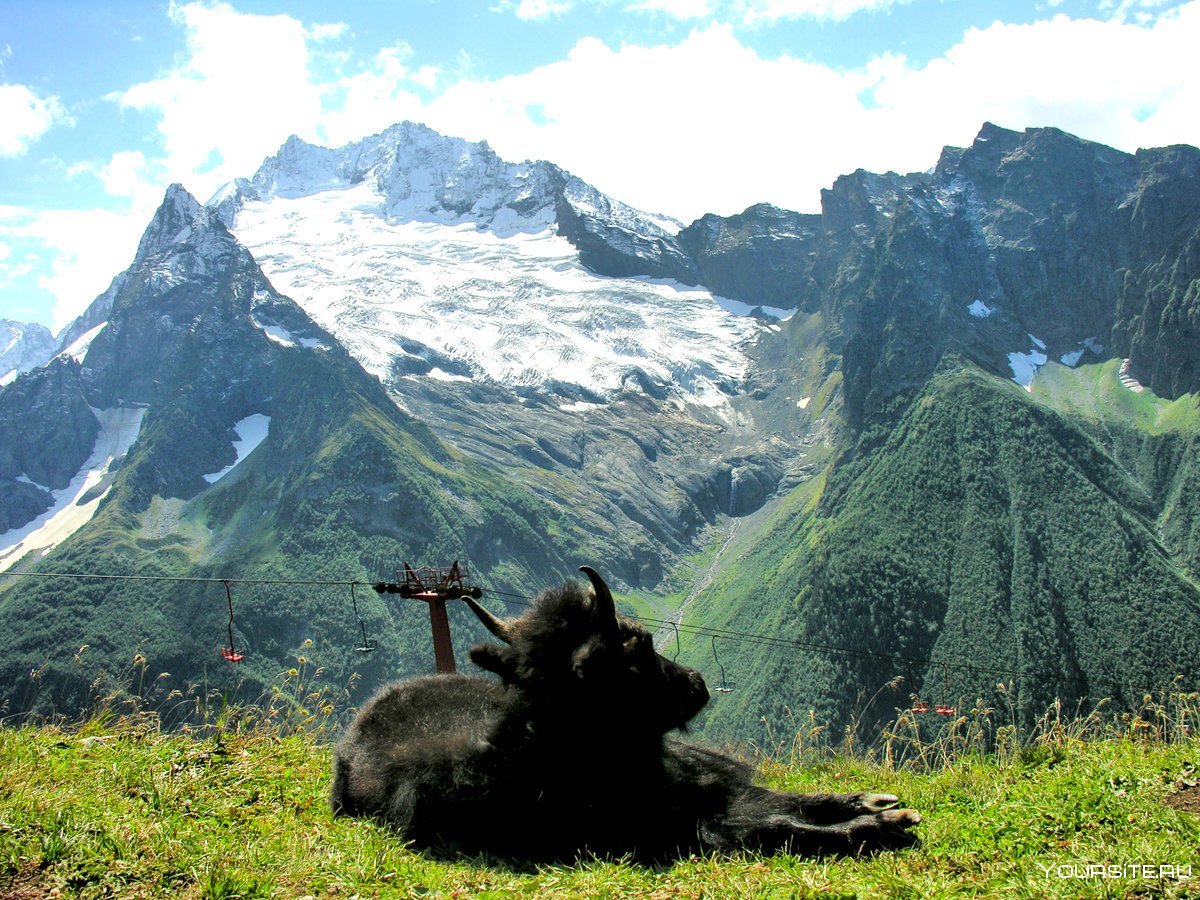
464 566 709 735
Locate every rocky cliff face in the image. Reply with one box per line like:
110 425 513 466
1114 144 1200 399
0 358 98 532
631 124 1200 429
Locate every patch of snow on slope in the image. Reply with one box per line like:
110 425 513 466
59 322 108 363
1060 349 1085 367
0 406 146 572
968 299 994 318
231 182 764 403
252 318 327 350
16 474 51 492
203 414 271 484
710 292 794 321
1008 350 1048 391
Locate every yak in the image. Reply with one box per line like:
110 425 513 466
330 566 920 861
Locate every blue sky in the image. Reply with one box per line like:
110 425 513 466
1 0 1198 331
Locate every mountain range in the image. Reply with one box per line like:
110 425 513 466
1 120 1198 744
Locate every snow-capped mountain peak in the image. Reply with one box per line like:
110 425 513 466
218 122 779 403
0 320 57 386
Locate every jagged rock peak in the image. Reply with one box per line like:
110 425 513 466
134 184 217 262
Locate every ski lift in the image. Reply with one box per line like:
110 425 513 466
710 635 735 693
668 621 681 662
349 582 377 654
906 664 930 714
373 561 480 676
934 664 956 716
219 580 245 663
376 560 483 600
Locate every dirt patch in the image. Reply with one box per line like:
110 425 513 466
1165 784 1200 815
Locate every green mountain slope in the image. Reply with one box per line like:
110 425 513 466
688 359 1200 745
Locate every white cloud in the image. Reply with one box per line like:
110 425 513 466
863 6 1200 162
1100 0 1178 23
309 21 350 41
316 45 430 148
732 0 912 23
0 83 70 156
412 5 1200 220
625 0 715 17
420 26 867 219
495 0 577 20
117 2 326 198
0 207 145 331
99 151 151 200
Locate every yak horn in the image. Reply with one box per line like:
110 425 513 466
463 595 514 644
579 566 617 625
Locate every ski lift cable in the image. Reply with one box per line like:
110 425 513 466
482 584 1040 683
478 583 1146 698
1 569 1155 698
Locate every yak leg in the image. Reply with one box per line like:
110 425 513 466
716 806 921 856
783 791 906 824
714 786 920 856
790 809 920 856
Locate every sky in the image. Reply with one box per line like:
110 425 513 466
1 0 1198 332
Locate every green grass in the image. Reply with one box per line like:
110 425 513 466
1032 359 1200 435
2 702 1197 899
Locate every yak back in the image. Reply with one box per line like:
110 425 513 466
331 674 508 821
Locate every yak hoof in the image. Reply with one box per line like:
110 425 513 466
849 807 921 854
882 808 921 826
860 793 900 812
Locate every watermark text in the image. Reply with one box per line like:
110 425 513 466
1037 863 1192 881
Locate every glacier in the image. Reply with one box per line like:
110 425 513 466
220 126 772 405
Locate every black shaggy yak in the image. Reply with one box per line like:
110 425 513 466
330 566 920 861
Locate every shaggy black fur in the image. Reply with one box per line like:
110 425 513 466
330 567 920 861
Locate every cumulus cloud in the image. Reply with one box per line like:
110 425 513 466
117 1 325 198
414 6 1200 219
0 206 145 330
317 44 431 148
0 84 70 156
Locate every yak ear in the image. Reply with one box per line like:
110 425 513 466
470 643 519 682
579 565 617 628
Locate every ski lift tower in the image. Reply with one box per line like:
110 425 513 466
375 561 483 674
